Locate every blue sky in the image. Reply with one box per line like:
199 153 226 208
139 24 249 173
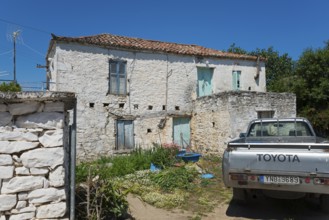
0 0 328 88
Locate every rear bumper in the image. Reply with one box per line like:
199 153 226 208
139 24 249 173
224 173 329 195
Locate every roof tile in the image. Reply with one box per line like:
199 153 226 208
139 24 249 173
51 33 262 61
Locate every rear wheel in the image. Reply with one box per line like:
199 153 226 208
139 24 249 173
320 194 329 213
232 188 247 204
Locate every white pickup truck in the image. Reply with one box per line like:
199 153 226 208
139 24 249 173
222 118 329 212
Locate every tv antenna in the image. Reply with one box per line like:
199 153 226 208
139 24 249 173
12 30 21 84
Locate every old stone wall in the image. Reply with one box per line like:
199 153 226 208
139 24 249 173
0 92 75 220
192 91 296 154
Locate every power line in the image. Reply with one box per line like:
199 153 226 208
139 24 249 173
22 41 45 57
0 17 51 35
0 50 12 56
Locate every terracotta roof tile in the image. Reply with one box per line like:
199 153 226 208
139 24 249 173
51 33 262 61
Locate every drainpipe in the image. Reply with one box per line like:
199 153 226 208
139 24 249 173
70 101 77 220
254 56 260 79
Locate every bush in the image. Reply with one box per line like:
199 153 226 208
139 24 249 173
75 166 129 220
0 82 21 92
151 143 179 169
76 145 179 183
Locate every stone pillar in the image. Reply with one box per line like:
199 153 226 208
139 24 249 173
0 92 76 220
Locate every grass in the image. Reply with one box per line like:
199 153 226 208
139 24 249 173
76 146 232 218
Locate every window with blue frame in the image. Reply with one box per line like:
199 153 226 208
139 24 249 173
109 59 127 95
232 70 241 90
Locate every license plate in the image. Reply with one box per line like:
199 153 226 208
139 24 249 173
260 175 300 185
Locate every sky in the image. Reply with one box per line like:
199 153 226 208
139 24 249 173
0 0 328 89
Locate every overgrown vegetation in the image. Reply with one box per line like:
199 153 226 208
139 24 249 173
0 81 21 92
76 145 232 219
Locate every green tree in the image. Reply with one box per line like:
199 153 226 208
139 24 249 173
0 82 21 92
227 43 248 55
292 41 329 136
250 47 295 92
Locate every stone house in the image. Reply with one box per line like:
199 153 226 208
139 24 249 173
46 33 296 160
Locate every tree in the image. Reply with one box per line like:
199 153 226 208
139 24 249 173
292 41 329 136
0 82 21 92
227 43 248 55
249 47 295 92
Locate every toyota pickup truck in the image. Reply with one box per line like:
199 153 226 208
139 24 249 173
222 117 329 211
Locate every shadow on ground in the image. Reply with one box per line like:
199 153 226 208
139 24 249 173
226 195 329 220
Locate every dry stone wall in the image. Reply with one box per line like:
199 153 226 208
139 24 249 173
0 92 75 220
192 91 296 154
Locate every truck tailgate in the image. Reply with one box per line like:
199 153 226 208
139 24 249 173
226 147 329 176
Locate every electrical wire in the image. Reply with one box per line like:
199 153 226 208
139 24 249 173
22 41 45 57
0 17 51 35
0 50 12 56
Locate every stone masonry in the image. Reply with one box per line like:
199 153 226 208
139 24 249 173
0 92 76 220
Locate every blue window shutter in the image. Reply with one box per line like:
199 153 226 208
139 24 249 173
197 68 213 97
232 71 241 90
109 60 127 95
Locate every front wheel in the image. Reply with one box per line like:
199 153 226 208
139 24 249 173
320 194 329 213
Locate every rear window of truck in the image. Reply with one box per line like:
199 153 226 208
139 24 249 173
247 121 313 137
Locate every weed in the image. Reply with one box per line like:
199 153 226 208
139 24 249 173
150 166 198 192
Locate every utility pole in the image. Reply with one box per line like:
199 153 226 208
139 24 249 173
12 30 20 84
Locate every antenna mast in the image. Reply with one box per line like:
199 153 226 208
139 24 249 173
12 30 20 84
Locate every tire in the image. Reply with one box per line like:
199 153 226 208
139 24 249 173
232 188 247 204
320 194 329 213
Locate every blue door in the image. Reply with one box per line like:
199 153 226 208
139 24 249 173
117 120 134 150
173 117 191 149
197 68 213 97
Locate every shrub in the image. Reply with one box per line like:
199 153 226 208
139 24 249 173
0 82 21 92
151 144 179 169
75 166 129 220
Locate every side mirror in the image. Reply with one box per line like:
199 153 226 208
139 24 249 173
239 133 246 138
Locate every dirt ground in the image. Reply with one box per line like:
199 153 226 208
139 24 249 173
127 194 243 220
127 194 329 220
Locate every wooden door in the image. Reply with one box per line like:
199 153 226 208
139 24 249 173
173 117 191 149
117 120 134 150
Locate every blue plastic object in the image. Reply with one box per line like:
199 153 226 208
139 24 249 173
201 173 214 179
177 152 202 162
150 163 160 172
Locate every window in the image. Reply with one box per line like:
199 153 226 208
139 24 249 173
109 60 127 95
257 111 275 119
232 71 241 90
248 121 313 137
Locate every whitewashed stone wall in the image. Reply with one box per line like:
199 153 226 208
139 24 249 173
0 94 73 220
47 42 269 160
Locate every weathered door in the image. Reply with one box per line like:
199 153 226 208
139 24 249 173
197 68 213 97
173 117 191 148
117 120 134 150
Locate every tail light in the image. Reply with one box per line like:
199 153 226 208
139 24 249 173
314 178 329 185
230 174 247 181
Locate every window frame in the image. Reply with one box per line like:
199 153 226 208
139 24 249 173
108 59 127 95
